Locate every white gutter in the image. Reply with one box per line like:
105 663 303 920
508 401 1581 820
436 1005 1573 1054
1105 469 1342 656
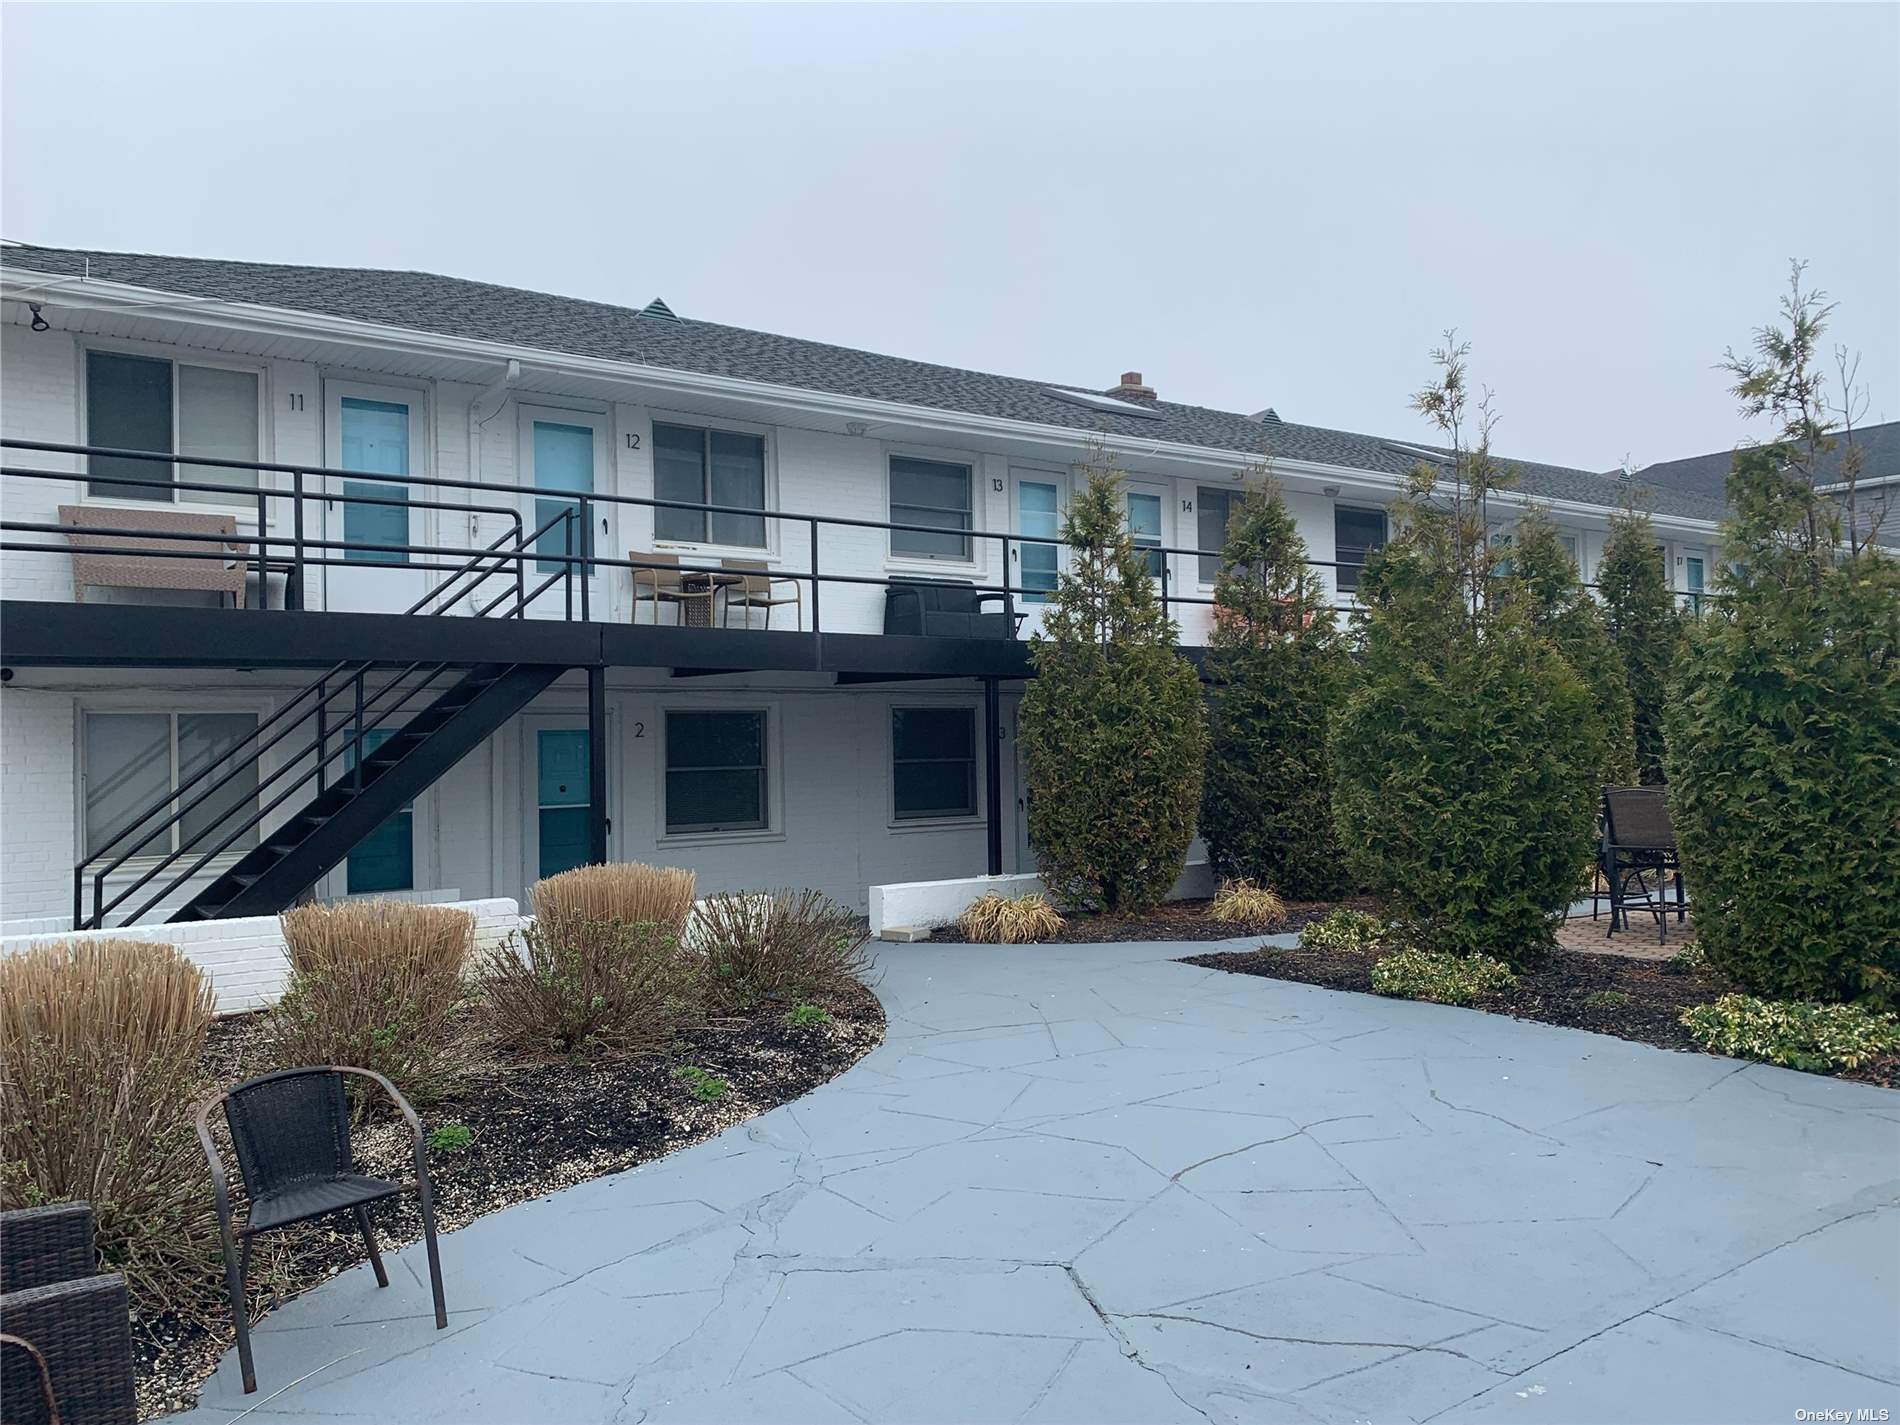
3 268 1725 535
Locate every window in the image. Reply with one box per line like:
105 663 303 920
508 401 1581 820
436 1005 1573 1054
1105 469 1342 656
890 456 973 560
665 710 768 834
86 351 259 503
892 707 977 820
83 711 259 859
1559 532 1581 571
1126 491 1164 578
1334 505 1388 592
1197 487 1236 583
653 423 767 547
1684 554 1705 614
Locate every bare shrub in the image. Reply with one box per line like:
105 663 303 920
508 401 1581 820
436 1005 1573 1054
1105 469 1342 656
479 917 702 1057
1208 879 1286 930
695 889 871 1011
532 863 696 939
265 900 475 1105
1 938 221 1314
956 893 1064 944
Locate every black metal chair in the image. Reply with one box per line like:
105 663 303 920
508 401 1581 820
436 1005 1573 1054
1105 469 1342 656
883 578 1019 639
1598 786 1686 944
194 1066 447 1394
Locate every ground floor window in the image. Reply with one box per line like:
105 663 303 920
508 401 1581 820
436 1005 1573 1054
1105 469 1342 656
892 707 977 820
665 710 768 834
82 710 260 858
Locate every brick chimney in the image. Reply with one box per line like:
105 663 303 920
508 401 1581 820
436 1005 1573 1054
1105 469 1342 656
1106 370 1156 402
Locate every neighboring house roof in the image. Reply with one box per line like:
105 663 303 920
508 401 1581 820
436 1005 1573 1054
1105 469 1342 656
1 242 1728 523
1632 420 1900 547
1631 420 1900 500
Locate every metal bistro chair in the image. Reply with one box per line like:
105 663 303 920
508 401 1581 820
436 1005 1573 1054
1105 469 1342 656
719 559 803 629
194 1067 447 1394
629 550 717 626
1598 786 1686 944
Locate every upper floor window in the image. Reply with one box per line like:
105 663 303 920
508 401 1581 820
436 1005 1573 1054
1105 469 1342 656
86 351 259 504
1197 486 1236 583
890 456 973 561
1334 505 1388 592
653 423 767 547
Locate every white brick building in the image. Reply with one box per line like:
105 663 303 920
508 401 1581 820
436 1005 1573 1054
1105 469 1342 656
0 242 1730 931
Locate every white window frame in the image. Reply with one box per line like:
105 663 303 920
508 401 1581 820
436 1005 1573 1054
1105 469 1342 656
655 701 784 846
76 697 278 868
647 410 778 558
884 443 985 573
77 340 269 516
888 698 984 829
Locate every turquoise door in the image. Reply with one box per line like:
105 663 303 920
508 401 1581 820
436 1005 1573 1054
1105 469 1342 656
531 420 595 574
340 398 412 562
536 729 592 879
344 728 414 894
1016 478 1060 603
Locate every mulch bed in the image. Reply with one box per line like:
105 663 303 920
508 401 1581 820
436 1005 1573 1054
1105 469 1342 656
137 983 884 1420
929 896 1383 944
1183 939 1900 1089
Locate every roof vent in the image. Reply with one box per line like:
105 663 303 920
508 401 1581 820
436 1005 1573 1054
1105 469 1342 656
1251 407 1282 425
639 297 681 323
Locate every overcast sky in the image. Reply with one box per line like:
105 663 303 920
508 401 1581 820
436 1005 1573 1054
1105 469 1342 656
3 2 1894 473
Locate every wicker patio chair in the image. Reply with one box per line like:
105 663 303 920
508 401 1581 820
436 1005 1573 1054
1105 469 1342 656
1600 786 1686 944
0 1202 136 1425
194 1066 447 1394
719 558 802 630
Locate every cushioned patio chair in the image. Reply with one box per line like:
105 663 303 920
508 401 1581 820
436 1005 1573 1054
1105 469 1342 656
195 1066 447 1394
1599 786 1686 944
0 1201 137 1425
883 578 1018 639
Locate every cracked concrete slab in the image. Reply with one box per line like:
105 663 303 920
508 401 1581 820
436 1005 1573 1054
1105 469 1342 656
181 937 1900 1424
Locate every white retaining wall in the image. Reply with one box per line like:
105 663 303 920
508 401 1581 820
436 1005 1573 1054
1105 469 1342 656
0 897 524 1015
869 859 1216 934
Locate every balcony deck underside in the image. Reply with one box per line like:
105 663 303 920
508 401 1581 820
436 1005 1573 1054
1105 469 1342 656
0 601 1077 679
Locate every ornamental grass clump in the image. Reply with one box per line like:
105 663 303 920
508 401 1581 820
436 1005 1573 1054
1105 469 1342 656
1680 995 1900 1074
1371 947 1518 1006
1207 879 1286 932
696 888 871 1012
532 862 696 940
1 938 221 1315
1297 908 1389 953
266 900 475 1105
479 916 701 1058
957 892 1064 944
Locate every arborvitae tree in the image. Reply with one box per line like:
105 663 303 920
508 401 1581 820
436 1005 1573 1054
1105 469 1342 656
1595 503 1683 784
1200 477 1355 898
1330 339 1603 965
1019 446 1207 914
1665 266 1900 1007
1499 512 1637 788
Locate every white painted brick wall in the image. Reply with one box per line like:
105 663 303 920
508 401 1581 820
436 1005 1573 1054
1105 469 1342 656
0 897 524 1015
1 688 77 920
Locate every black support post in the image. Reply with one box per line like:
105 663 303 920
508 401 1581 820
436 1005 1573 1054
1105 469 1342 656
983 677 1003 877
587 664 608 866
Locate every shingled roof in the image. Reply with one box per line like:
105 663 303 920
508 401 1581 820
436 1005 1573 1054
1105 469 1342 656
2 242 1728 522
1633 420 1900 500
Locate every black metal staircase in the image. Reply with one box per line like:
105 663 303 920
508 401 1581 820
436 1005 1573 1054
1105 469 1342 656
72 507 586 930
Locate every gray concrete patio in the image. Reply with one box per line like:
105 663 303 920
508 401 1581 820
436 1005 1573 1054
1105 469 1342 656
184 937 1899 1425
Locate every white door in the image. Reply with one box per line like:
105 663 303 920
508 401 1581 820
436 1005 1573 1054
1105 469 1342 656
518 406 612 622
521 714 604 899
324 383 430 614
1009 467 1067 639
